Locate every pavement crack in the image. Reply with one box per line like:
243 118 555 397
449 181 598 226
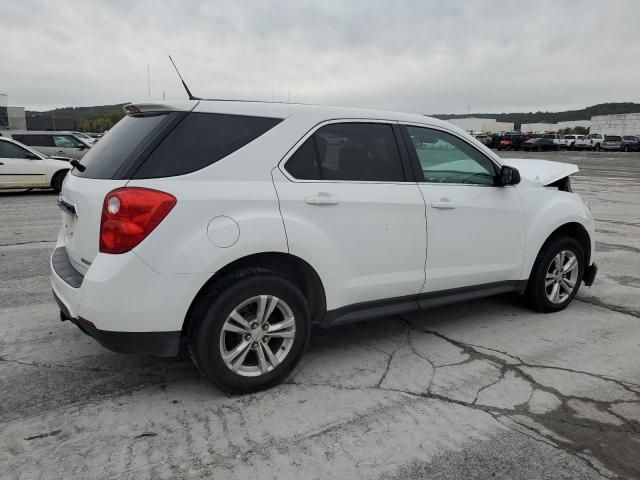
0 239 56 247
576 297 640 319
24 429 62 441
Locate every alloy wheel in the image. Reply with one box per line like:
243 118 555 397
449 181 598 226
219 295 296 377
545 250 580 304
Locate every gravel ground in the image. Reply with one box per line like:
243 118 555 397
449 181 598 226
0 150 639 479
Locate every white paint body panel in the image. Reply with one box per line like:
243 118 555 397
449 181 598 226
50 100 595 334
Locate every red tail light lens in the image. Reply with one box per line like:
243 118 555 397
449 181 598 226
100 187 176 254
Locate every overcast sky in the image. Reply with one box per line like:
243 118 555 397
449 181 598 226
2 0 639 114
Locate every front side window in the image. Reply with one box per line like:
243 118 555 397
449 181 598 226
0 141 36 159
285 122 404 182
53 135 82 148
404 126 497 185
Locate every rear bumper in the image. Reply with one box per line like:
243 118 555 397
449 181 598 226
583 263 598 287
54 290 180 356
50 237 209 352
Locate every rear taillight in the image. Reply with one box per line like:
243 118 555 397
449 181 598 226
100 187 176 254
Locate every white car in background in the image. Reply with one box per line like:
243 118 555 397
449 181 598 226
574 133 605 151
2 131 91 160
51 100 597 394
561 134 585 149
0 136 70 192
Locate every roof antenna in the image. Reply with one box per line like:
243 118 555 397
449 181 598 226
168 55 200 100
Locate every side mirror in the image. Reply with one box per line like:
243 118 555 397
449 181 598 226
77 144 86 150
497 165 521 186
25 153 40 160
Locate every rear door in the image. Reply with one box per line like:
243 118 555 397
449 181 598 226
0 140 47 187
274 121 426 310
401 124 525 293
52 134 88 159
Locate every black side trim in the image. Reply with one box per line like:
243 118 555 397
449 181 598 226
321 280 527 327
73 318 180 356
583 263 598 287
51 247 84 288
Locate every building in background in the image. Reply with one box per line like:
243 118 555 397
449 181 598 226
0 94 8 129
590 113 640 135
521 123 555 133
445 117 514 134
8 107 27 129
0 93 28 130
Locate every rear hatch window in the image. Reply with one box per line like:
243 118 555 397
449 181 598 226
73 111 282 180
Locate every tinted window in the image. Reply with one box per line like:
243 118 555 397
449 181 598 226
53 135 82 148
605 136 622 141
74 113 171 179
285 123 404 182
12 134 55 147
0 140 36 159
405 126 497 185
133 113 282 179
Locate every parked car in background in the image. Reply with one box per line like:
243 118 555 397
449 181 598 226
621 135 640 152
1 131 91 160
72 131 97 145
497 132 528 150
523 138 558 152
574 133 605 151
50 100 597 393
0 136 70 192
562 134 585 150
543 133 564 147
602 135 624 151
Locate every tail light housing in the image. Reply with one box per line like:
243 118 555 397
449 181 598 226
100 187 176 254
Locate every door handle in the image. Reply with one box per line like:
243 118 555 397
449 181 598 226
57 150 65 154
304 192 340 205
431 199 456 209
0 162 4 165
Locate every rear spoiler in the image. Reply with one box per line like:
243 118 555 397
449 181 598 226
123 101 199 116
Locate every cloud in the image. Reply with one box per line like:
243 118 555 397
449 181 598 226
2 0 639 113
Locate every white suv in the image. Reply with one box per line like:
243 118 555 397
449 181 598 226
51 101 597 393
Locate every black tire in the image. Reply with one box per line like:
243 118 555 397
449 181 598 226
594 144 600 152
537 145 542 152
624 145 629 152
525 236 585 313
188 269 311 394
51 170 68 194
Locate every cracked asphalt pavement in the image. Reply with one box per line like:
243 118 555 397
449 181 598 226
1 151 639 479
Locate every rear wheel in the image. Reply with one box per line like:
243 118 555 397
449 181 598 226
51 170 68 194
525 236 584 313
188 270 311 394
594 144 601 152
624 145 629 152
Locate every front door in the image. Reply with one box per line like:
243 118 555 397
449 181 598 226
274 121 427 310
402 124 525 293
0 140 47 187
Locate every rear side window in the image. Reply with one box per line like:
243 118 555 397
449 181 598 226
133 113 282 179
285 123 405 182
74 113 171 179
12 134 55 147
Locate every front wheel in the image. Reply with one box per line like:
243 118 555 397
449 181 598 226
525 236 584 313
188 270 311 394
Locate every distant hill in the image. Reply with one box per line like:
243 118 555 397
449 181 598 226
26 103 128 123
431 102 640 124
26 103 129 132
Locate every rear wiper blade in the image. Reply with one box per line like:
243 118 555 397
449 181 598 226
70 159 85 172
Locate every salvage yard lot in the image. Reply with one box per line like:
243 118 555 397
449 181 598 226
1 151 639 479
